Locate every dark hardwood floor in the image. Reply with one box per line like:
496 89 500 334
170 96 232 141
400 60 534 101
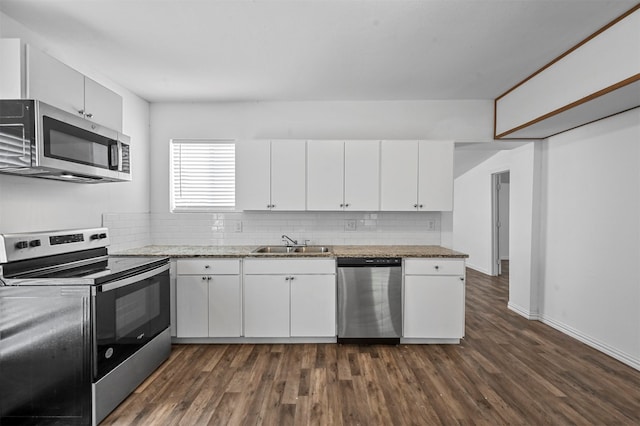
103 262 640 425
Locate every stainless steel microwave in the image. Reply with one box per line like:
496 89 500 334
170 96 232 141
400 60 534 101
0 99 131 183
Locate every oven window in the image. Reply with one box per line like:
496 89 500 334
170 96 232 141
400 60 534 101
115 282 160 339
94 269 169 381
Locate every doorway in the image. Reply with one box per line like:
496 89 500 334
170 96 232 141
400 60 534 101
491 171 510 276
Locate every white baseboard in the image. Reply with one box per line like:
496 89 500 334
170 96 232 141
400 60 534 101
507 304 640 371
465 262 492 275
507 302 540 320
539 315 640 372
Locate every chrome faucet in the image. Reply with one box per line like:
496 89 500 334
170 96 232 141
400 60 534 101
281 234 298 246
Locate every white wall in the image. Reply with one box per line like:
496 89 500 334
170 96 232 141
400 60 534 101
452 143 540 318
0 13 151 235
453 108 640 370
539 108 640 369
148 100 492 244
150 100 492 212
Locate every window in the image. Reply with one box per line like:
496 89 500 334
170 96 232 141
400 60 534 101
170 139 235 211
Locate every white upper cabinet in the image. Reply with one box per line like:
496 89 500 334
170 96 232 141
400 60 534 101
344 140 380 211
82 77 124 132
0 41 123 131
271 140 306 211
236 140 306 211
238 138 451 212
380 140 453 211
236 140 271 210
307 140 380 211
418 140 453 211
380 140 419 211
26 44 85 116
26 44 123 131
307 140 344 210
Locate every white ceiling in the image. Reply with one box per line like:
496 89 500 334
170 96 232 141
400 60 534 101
0 0 636 103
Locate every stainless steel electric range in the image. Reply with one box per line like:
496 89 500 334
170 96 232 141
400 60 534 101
0 228 170 425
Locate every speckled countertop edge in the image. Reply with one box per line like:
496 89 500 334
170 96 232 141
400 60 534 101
113 245 468 258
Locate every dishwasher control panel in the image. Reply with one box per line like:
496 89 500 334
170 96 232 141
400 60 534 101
337 257 401 267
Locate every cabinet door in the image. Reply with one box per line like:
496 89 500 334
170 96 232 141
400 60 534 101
418 140 454 211
380 140 418 211
236 140 271 210
344 140 380 211
290 275 336 337
244 275 290 337
0 39 23 98
26 44 85 118
307 140 344 210
84 77 123 131
404 275 464 339
208 275 242 337
176 275 209 337
271 140 306 210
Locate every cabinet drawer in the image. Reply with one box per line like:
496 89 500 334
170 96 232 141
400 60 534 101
404 258 465 276
244 258 336 275
177 258 240 275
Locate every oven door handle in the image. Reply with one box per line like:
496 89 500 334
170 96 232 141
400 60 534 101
96 263 170 293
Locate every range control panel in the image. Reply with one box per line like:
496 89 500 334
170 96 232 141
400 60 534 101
0 228 110 263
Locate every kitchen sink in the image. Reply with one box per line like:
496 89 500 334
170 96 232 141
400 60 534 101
253 246 297 253
252 245 331 254
293 246 331 253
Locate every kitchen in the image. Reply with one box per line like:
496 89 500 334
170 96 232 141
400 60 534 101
1 1 639 425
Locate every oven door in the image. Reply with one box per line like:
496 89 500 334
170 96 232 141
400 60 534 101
93 263 170 381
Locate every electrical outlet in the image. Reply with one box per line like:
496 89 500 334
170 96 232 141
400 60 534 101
426 220 435 231
234 221 243 232
345 220 357 231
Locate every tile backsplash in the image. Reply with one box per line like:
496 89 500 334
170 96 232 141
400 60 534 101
104 211 443 249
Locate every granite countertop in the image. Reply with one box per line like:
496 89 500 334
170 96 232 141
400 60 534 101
113 245 468 258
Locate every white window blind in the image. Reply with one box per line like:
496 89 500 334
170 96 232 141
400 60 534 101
171 140 235 211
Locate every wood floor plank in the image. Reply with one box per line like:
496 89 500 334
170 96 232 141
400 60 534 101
103 261 640 425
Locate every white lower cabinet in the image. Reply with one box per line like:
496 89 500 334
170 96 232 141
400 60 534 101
176 259 241 338
244 275 290 337
403 259 465 340
290 275 336 337
243 258 336 338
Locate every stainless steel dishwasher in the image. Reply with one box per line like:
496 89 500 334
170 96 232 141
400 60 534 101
337 257 402 344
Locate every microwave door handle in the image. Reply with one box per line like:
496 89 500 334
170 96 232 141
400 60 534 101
110 143 119 170
96 263 170 293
